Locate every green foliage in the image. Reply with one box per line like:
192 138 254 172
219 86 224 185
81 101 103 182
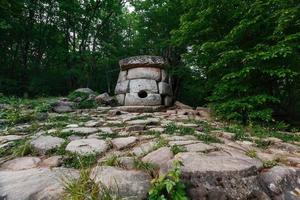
133 158 157 176
263 160 278 168
170 145 186 155
102 155 121 167
0 139 36 158
165 123 195 135
245 149 257 158
63 168 120 200
148 161 189 200
196 133 222 144
172 0 300 125
63 154 98 169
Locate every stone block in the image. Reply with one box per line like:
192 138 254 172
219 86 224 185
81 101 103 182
115 94 125 105
117 70 127 82
161 69 168 82
124 93 161 106
158 82 172 95
164 96 173 106
129 79 158 93
127 67 161 81
115 80 129 94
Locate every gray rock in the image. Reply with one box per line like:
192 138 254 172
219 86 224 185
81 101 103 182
0 135 24 143
115 105 164 113
259 166 300 199
161 153 264 200
65 139 108 155
158 82 172 95
164 96 173 107
119 55 165 70
90 166 151 200
184 142 217 153
1 157 41 170
30 135 65 154
74 88 95 94
124 93 161 106
52 101 73 113
127 67 161 81
117 70 127 83
115 80 129 94
119 157 135 169
142 147 173 168
115 94 125 105
169 140 199 146
0 167 79 200
62 127 99 135
98 127 114 134
40 156 63 168
161 69 168 82
95 93 115 105
125 125 145 132
111 136 137 150
129 79 158 93
132 141 157 157
126 118 160 126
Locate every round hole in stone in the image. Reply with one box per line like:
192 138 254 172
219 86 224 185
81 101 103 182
138 90 148 98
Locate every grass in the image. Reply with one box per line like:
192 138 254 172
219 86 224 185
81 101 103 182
196 133 222 144
154 137 168 149
63 153 98 169
133 157 157 176
0 139 36 158
63 167 120 200
170 145 186 154
165 123 195 135
245 149 257 158
102 155 121 167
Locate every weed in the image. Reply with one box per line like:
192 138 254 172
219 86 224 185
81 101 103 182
254 140 272 149
63 168 120 200
154 137 168 149
165 123 195 136
196 133 222 144
102 155 121 167
133 158 157 176
63 153 98 169
171 145 186 155
148 160 189 200
245 149 257 158
263 160 278 168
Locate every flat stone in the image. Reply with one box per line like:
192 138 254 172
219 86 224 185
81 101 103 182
115 80 129 94
0 135 24 143
119 55 165 70
163 135 197 141
40 156 63 168
184 142 217 152
142 147 173 168
52 101 74 113
158 82 172 95
115 106 165 113
90 166 151 200
66 124 79 128
30 135 65 154
259 166 300 199
62 127 99 135
127 118 160 126
111 136 137 150
0 167 79 200
65 139 108 155
74 88 95 94
129 79 158 93
127 67 161 81
132 141 157 156
1 157 41 170
169 140 199 146
84 120 102 127
125 125 145 132
148 127 165 133
98 127 114 134
119 156 135 169
161 153 264 200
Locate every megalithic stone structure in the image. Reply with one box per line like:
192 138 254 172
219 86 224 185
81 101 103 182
114 55 173 107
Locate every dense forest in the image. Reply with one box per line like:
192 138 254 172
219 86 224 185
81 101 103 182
0 0 299 126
